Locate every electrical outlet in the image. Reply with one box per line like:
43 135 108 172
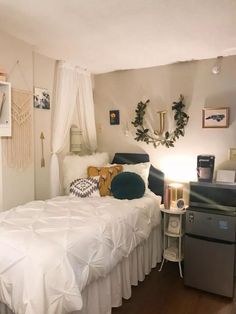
229 148 236 161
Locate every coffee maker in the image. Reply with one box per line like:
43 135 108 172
197 155 215 182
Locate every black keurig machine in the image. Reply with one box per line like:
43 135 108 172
197 155 215 182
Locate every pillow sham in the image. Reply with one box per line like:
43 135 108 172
70 176 100 198
63 152 109 194
111 172 145 200
88 165 123 196
121 162 150 189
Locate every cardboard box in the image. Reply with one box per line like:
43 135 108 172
216 170 235 183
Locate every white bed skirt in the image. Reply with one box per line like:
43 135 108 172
0 225 162 314
73 226 162 314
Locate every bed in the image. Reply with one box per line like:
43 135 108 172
0 153 164 314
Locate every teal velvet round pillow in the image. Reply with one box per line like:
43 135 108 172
111 171 145 200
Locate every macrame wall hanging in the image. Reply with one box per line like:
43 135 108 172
3 89 32 169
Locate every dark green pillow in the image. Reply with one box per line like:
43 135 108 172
111 172 145 200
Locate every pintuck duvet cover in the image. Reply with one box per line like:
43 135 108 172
0 192 161 314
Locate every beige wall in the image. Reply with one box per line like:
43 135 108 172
33 53 55 200
94 56 236 184
0 30 34 210
0 30 55 209
1 29 236 207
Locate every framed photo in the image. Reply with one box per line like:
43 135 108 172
34 87 50 110
202 107 229 128
109 110 120 125
167 215 181 234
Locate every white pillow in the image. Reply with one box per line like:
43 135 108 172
70 176 100 198
63 152 109 194
122 162 151 189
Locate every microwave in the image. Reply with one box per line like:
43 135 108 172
189 181 236 211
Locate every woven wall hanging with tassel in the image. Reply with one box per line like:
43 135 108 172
3 89 32 169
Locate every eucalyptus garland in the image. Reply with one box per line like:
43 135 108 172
131 95 189 148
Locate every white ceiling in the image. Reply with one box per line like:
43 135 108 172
0 0 236 73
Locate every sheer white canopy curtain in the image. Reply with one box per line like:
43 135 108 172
50 61 97 197
77 71 97 152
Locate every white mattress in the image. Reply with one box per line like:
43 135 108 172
0 193 161 314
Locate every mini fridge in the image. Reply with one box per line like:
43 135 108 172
184 208 236 297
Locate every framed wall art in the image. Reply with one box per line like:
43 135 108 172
109 110 120 125
202 107 229 128
34 87 50 110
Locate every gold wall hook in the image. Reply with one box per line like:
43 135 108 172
40 132 45 167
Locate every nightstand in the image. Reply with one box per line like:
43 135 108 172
159 207 186 278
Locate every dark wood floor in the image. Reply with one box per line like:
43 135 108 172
112 262 236 314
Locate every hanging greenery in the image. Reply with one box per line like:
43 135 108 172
131 95 189 148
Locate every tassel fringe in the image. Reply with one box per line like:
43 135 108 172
3 89 32 169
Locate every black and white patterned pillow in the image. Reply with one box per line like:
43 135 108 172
70 176 100 198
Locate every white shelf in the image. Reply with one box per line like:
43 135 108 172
165 230 184 237
164 253 184 262
159 207 186 278
163 247 184 262
0 81 11 136
161 207 186 214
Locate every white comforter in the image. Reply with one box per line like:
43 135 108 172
0 193 161 314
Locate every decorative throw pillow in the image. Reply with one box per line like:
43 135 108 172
63 152 109 194
88 165 123 196
122 162 151 189
111 172 145 200
70 176 100 198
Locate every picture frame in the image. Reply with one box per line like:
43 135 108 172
34 87 50 110
202 107 229 128
167 215 181 235
109 110 120 125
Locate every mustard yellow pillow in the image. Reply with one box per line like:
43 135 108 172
88 165 123 196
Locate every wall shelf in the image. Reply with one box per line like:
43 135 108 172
0 81 11 137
